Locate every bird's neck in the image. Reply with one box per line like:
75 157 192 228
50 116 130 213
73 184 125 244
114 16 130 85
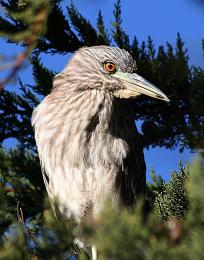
33 89 135 170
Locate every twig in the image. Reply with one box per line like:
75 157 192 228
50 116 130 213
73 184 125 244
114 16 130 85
17 201 38 247
0 51 29 91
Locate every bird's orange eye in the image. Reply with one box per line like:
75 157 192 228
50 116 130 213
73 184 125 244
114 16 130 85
104 62 117 73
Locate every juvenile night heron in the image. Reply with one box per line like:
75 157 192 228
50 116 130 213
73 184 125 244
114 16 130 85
32 46 169 222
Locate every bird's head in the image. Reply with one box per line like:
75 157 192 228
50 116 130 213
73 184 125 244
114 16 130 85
58 46 169 102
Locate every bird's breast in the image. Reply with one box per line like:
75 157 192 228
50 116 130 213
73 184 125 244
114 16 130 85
32 91 139 218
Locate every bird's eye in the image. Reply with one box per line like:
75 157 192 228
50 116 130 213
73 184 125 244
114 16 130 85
103 62 117 73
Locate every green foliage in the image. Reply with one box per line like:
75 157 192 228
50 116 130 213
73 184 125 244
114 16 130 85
0 148 44 237
154 164 189 221
97 10 111 45
0 199 77 259
0 225 30 260
0 157 204 259
0 0 51 46
34 199 77 259
146 169 164 210
112 0 130 50
31 54 55 96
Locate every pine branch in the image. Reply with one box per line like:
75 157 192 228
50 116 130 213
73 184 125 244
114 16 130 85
147 36 156 61
112 0 130 49
154 164 189 221
31 54 55 96
37 1 81 54
67 2 98 46
130 36 140 61
97 10 111 45
0 0 51 90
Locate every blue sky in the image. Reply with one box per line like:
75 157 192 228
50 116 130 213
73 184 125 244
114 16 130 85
70 0 204 67
1 0 203 181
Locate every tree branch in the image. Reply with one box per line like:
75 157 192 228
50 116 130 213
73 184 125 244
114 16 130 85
0 1 51 92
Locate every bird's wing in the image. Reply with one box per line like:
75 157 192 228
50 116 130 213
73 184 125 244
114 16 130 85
115 131 146 207
112 99 146 207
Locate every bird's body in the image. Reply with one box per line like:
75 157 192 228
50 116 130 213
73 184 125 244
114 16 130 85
33 87 145 220
32 46 168 222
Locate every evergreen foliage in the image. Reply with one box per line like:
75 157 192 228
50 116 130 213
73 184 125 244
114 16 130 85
0 198 77 259
0 148 43 237
154 164 189 221
0 0 204 259
0 157 203 259
0 0 51 89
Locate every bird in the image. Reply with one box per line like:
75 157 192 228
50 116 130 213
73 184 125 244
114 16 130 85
32 46 169 255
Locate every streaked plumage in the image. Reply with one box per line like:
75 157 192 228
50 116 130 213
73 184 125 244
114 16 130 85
32 46 169 222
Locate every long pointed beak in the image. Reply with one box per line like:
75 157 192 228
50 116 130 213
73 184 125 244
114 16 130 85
112 71 170 102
